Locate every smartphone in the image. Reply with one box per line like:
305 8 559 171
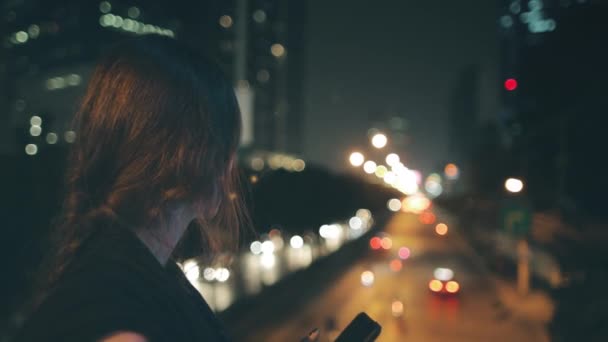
334 312 382 342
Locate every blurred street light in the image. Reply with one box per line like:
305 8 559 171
386 153 400 166
374 165 388 178
371 133 387 149
444 163 459 180
363 161 376 174
505 178 524 193
361 270 375 287
435 223 448 236
349 152 365 167
387 198 402 212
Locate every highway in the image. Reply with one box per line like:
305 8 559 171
244 210 548 342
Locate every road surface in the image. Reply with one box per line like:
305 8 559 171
244 210 548 341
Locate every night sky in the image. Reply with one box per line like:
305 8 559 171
302 0 499 173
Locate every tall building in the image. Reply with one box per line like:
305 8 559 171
0 0 307 156
497 0 608 212
0 1 178 156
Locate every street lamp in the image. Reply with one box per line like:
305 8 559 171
371 133 388 149
363 161 376 174
505 178 524 193
349 151 365 167
386 153 400 166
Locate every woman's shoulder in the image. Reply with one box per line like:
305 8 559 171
16 229 179 341
16 272 162 342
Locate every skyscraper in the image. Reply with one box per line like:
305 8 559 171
0 0 307 156
0 0 177 156
497 0 608 211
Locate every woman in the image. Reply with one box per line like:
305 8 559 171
17 36 245 341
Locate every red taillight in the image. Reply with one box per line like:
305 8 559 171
370 237 382 250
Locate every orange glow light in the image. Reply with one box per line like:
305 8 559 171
446 281 460 293
435 223 448 236
429 279 443 292
381 237 393 250
444 163 459 179
389 259 402 272
370 237 382 250
419 211 436 225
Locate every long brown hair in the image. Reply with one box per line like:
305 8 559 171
39 35 245 299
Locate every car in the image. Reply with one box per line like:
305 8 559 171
428 267 460 295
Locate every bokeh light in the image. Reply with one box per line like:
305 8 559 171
260 253 276 269
363 161 377 174
374 165 388 178
391 300 404 317
389 259 402 272
270 43 286 57
203 267 215 281
46 132 58 144
290 235 304 249
215 268 230 282
30 115 42 126
29 125 42 136
435 223 448 236
219 15 233 28
183 261 200 282
419 211 436 225
261 240 275 254
505 178 524 193
429 279 443 292
444 163 459 180
361 270 375 287
25 144 38 156
381 237 393 250
349 216 363 230
398 247 411 260
434 267 454 281
371 133 388 149
370 237 382 250
504 78 518 91
387 198 402 212
386 153 400 166
356 209 372 220
349 151 365 167
250 241 262 255
446 281 460 293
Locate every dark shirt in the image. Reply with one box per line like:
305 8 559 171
16 222 231 342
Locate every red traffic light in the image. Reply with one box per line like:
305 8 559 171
504 78 518 91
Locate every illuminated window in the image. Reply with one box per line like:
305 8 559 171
25 144 38 155
510 2 521 14
270 43 285 57
127 6 140 19
252 9 267 23
46 132 58 144
66 74 81 86
64 131 76 143
29 126 42 137
500 15 513 28
99 1 112 13
30 116 42 126
15 31 28 43
256 69 270 83
28 25 40 38
219 15 233 28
